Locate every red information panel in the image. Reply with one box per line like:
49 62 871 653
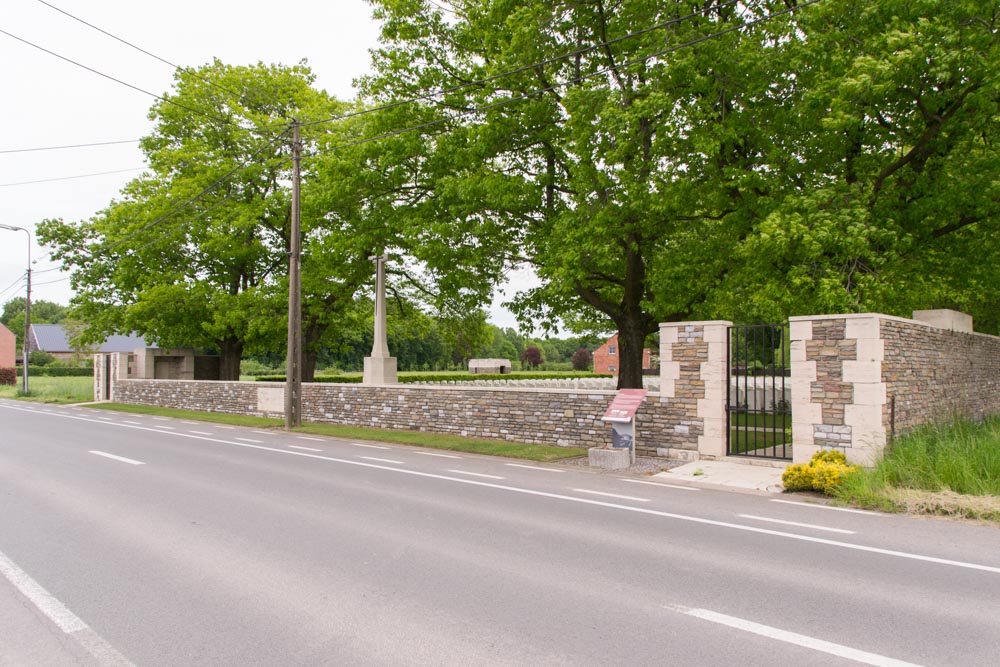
602 388 647 423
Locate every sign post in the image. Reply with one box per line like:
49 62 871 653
601 389 647 465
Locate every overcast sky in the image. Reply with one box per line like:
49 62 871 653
0 0 531 329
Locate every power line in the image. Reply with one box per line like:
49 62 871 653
0 276 26 300
33 0 248 103
299 0 742 130
307 0 824 159
0 167 145 188
0 139 140 155
0 27 236 128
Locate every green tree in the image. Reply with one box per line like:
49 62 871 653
362 1 801 387
714 0 1000 324
1 298 67 348
39 61 340 380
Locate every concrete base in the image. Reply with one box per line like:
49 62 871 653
657 447 700 462
588 447 630 470
363 356 398 385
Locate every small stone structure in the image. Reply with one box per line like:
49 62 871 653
468 358 513 374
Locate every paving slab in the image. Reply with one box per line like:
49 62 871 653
653 459 787 494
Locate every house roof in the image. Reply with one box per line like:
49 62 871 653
29 323 148 353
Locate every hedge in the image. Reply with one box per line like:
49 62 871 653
255 372 612 383
16 365 94 377
0 367 15 385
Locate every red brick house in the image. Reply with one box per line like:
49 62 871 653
592 334 653 375
0 322 15 368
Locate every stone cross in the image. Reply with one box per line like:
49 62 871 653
363 254 398 384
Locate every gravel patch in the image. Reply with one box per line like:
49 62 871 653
554 454 686 476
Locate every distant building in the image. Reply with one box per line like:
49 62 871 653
592 334 653 375
0 322 16 368
28 323 148 363
468 358 513 374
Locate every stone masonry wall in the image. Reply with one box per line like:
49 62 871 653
807 319 856 450
881 319 1000 434
791 315 884 466
112 380 691 455
659 321 730 460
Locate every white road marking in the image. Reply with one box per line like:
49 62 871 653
154 425 175 430
188 431 213 436
572 488 651 502
447 469 505 480
738 514 856 535
296 436 323 441
346 442 390 450
505 463 564 473
6 403 999 576
123 421 142 425
252 430 272 435
621 479 701 492
0 549 136 666
89 451 145 466
214 426 234 430
289 445 322 452
770 499 888 516
360 456 405 465
152 417 169 421
668 605 923 666
180 421 201 425
235 437 263 443
414 451 461 459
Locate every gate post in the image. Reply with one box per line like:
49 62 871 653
659 321 731 460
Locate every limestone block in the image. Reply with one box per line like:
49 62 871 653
852 382 887 407
912 309 973 333
789 318 813 342
257 386 284 413
842 359 882 384
588 447 630 470
845 314 880 341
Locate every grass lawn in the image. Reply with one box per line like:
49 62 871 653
87 403 586 462
0 376 93 404
835 417 1000 522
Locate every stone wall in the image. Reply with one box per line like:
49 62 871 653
881 318 1000 434
658 321 730 460
111 379 697 456
791 311 1000 466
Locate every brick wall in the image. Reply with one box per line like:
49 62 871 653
881 318 1000 434
111 380 697 456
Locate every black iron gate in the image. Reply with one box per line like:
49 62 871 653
727 323 792 460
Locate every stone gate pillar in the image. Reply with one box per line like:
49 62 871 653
659 321 732 459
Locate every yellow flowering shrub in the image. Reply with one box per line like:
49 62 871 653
782 450 860 495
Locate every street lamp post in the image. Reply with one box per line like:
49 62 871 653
0 224 31 394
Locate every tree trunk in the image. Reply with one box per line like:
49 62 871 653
218 337 243 381
301 323 326 383
615 320 649 390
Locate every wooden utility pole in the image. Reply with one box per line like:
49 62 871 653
284 121 302 429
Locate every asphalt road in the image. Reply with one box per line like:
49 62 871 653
2 399 999 666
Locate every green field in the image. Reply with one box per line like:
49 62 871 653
0 376 93 404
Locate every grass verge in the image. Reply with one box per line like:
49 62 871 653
86 403 585 462
0 376 93 404
835 417 1000 522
